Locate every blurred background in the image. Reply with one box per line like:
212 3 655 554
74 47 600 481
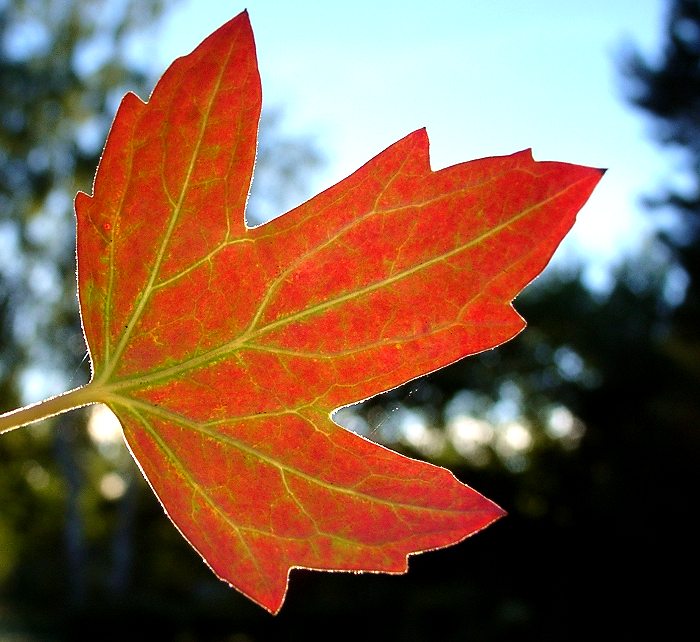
0 0 697 639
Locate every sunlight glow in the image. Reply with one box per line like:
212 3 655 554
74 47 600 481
99 471 127 500
546 405 586 449
88 404 123 446
495 421 533 457
447 416 494 466
401 410 446 458
87 405 128 462
23 460 50 490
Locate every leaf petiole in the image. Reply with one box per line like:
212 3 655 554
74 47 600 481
0 385 97 434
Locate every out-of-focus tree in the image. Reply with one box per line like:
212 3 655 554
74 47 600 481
0 0 170 403
340 0 699 638
0 1 323 632
0 0 170 613
623 0 700 378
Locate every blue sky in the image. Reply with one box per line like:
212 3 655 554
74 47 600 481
145 0 666 290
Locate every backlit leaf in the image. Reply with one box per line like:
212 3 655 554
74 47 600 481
68 11 603 613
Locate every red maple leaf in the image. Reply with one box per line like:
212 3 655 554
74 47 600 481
0 11 604 613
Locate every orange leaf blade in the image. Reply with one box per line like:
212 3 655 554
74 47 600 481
74 11 604 613
121 406 504 613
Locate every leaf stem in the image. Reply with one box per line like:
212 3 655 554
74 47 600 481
0 385 98 435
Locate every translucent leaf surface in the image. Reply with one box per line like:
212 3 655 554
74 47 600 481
72 11 603 612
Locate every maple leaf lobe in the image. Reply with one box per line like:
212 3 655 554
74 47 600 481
76 12 261 376
74 10 603 614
